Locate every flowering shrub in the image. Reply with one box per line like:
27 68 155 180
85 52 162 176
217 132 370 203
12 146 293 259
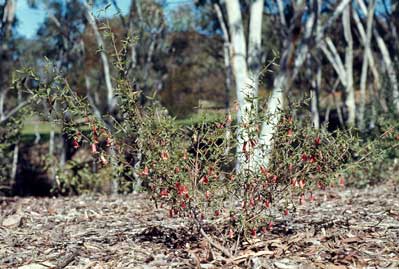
16 56 367 241
13 30 383 241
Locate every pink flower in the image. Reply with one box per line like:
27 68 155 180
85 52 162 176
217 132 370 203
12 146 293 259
91 144 97 154
160 189 169 197
161 150 169 161
339 177 345 187
141 166 149 176
268 221 273 231
72 139 79 149
315 137 321 145
200 175 209 185
299 179 305 189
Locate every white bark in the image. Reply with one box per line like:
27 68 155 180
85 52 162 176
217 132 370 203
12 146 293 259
276 0 287 28
311 65 321 129
225 0 251 169
83 0 115 112
320 38 347 86
358 0 375 131
357 0 399 114
352 9 380 92
248 0 264 100
343 5 355 127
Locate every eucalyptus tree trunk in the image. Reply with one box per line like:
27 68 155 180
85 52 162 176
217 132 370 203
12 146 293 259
352 8 383 111
357 0 399 114
225 0 251 169
83 1 120 194
248 0 264 102
343 5 355 127
358 0 376 131
83 0 115 113
311 65 321 129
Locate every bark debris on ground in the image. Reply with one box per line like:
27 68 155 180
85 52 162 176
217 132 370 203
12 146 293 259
1 183 398 269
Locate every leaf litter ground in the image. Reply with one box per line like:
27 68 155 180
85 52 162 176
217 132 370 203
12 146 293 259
1 182 398 269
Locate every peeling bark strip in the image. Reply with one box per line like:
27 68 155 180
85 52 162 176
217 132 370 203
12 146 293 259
82 0 115 113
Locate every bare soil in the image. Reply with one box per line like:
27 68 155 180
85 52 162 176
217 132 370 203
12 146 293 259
1 183 399 269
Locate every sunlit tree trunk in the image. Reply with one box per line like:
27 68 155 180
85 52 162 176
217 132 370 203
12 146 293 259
358 0 375 131
225 0 251 169
343 5 355 127
248 0 264 103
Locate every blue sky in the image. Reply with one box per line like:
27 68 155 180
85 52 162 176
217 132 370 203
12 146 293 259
16 0 392 38
16 0 192 38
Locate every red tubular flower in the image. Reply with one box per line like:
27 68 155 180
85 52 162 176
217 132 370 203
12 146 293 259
301 153 308 162
291 178 298 188
176 184 188 196
264 200 270 208
180 201 186 209
141 166 149 176
260 165 267 176
262 226 267 234
315 137 321 145
200 175 209 185
339 177 345 187
91 143 97 154
169 208 174 218
268 221 273 231
229 228 234 238
106 137 112 147
214 210 220 217
284 209 289 216
242 141 248 154
72 139 79 149
300 195 305 205
161 150 169 161
309 156 317 163
250 198 255 207
251 228 257 238
299 179 305 189
160 189 169 197
309 193 315 202
287 129 293 137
